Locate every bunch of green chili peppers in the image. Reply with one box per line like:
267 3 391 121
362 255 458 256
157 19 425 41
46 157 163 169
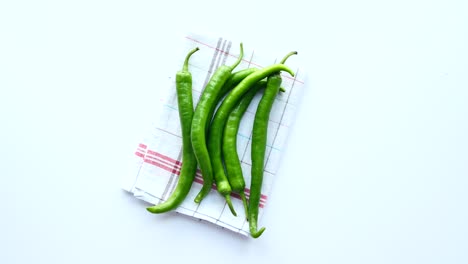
146 43 296 239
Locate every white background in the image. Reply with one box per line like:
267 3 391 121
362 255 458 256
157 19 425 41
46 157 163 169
1 1 467 263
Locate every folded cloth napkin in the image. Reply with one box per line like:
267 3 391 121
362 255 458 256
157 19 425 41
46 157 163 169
121 32 306 237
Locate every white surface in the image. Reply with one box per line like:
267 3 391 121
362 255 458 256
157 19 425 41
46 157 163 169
1 1 467 263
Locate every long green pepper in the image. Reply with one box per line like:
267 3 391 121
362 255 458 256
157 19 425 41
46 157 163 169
205 68 257 131
218 68 258 101
222 80 267 219
146 47 200 214
207 64 295 218
191 43 244 204
249 51 297 238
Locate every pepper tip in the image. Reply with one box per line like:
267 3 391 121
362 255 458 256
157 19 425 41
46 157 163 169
251 227 266 238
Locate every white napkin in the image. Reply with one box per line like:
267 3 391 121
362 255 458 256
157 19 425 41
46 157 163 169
121 33 306 237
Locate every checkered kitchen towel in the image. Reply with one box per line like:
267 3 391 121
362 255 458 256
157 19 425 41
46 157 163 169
121 33 306 237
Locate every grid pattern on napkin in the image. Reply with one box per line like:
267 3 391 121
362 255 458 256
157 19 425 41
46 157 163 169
122 33 306 237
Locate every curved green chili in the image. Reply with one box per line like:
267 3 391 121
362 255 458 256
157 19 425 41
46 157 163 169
191 43 244 203
218 68 258 100
207 63 294 217
249 51 297 238
205 68 258 131
222 80 266 218
146 47 200 214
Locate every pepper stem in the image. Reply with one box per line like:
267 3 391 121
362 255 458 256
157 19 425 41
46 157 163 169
280 51 297 64
182 47 200 72
228 43 244 71
225 195 237 216
279 51 298 64
277 51 296 93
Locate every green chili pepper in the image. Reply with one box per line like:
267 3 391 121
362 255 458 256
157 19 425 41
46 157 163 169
205 68 258 131
146 47 200 214
249 51 297 238
191 43 244 203
218 68 258 100
222 80 266 219
207 63 295 217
